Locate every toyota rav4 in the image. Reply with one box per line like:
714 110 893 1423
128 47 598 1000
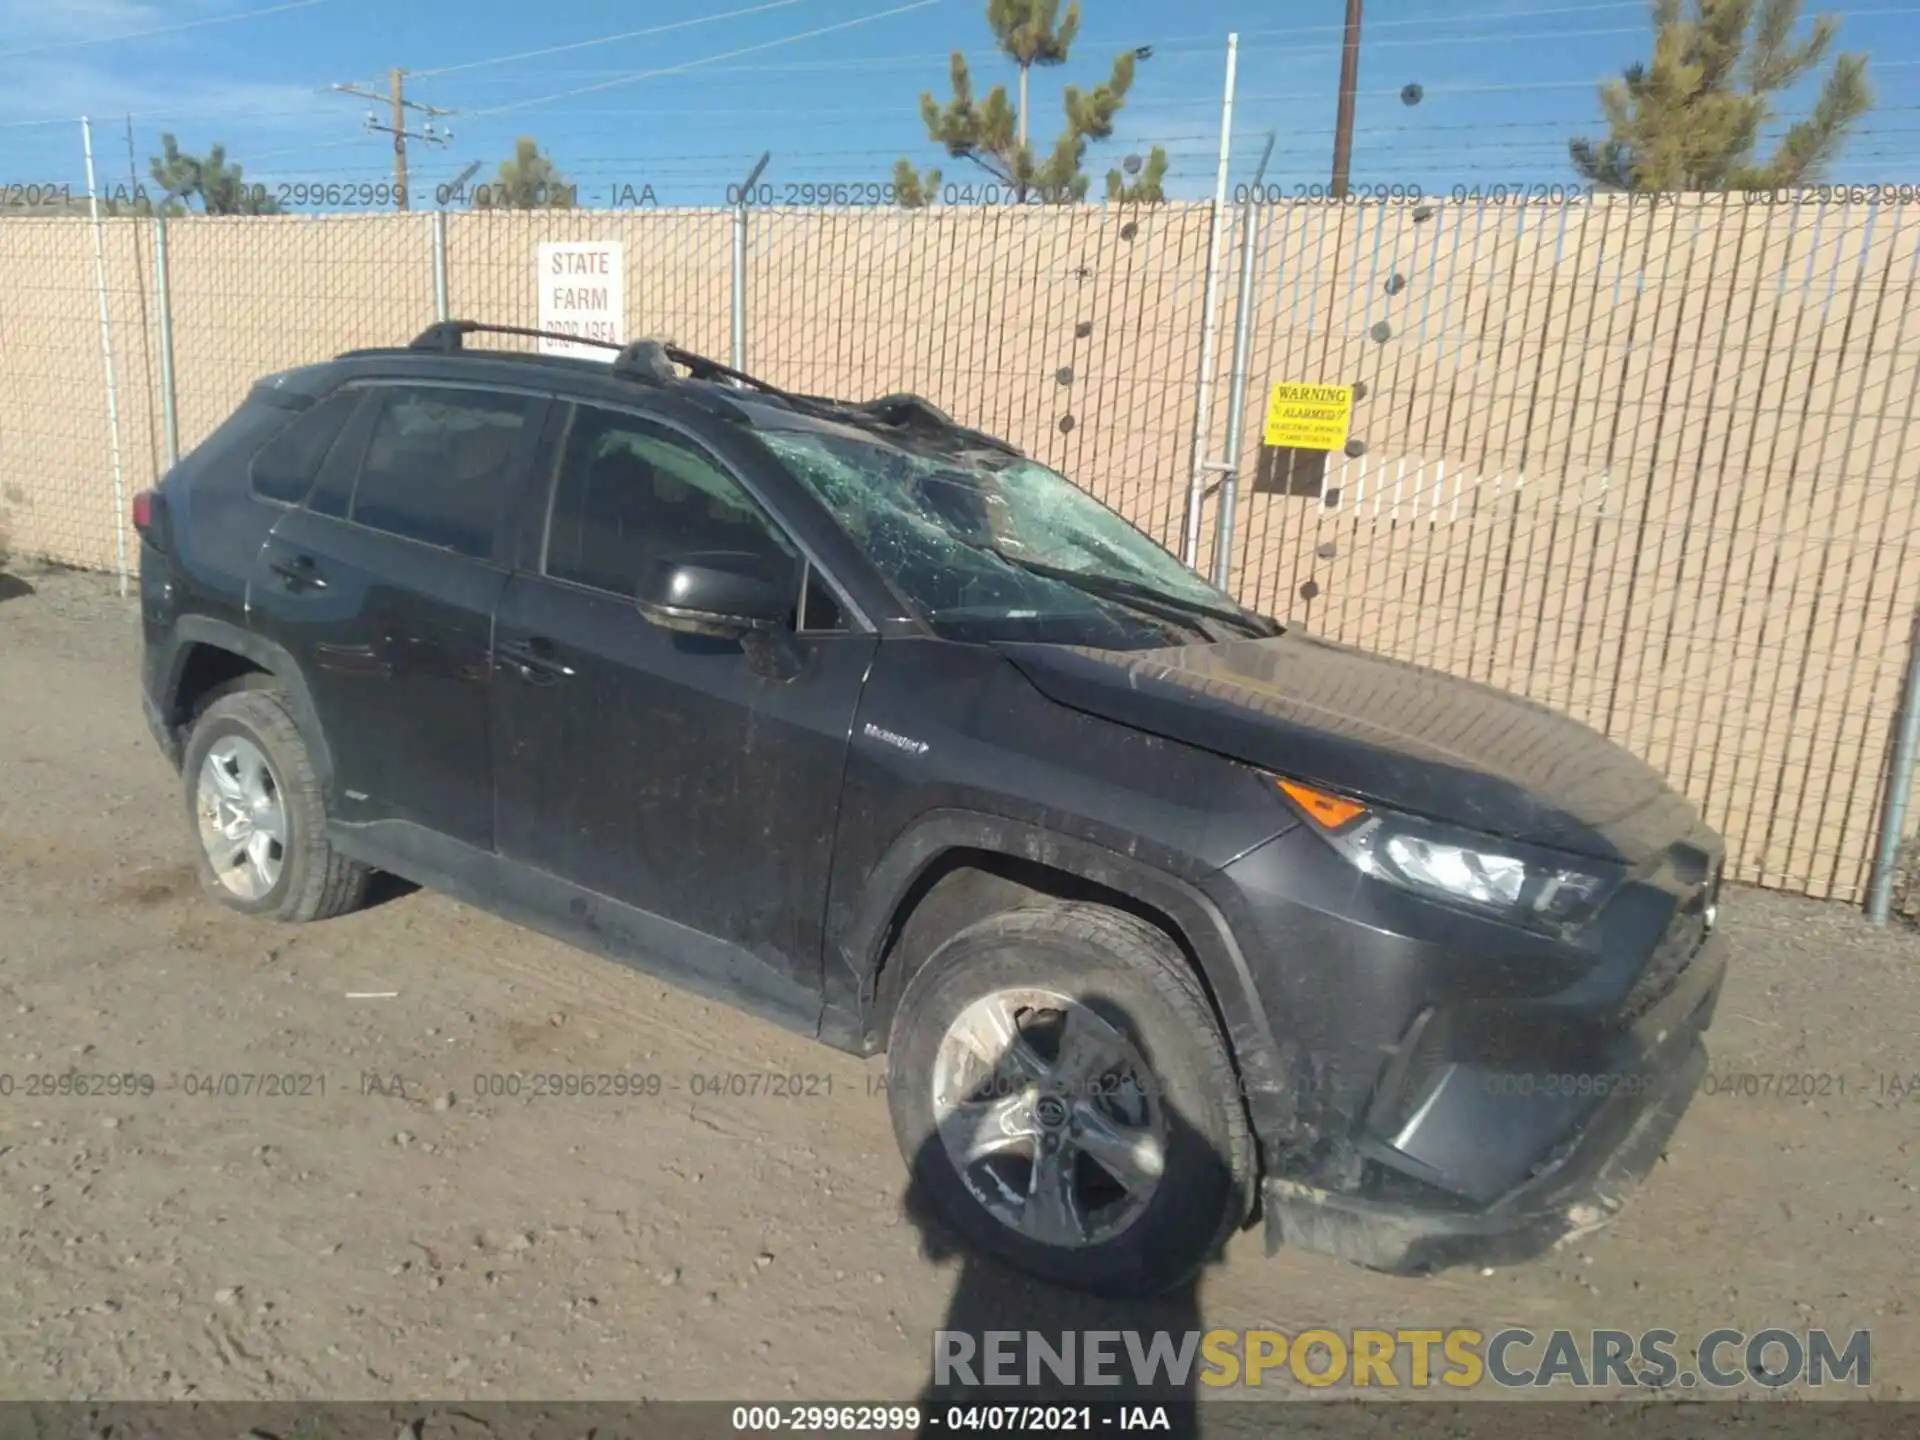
136 322 1727 1297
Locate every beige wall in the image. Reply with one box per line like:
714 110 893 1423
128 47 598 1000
3 198 1916 903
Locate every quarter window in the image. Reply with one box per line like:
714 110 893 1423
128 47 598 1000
249 389 362 505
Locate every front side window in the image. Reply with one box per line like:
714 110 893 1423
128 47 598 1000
543 406 800 603
757 427 1262 646
346 386 536 558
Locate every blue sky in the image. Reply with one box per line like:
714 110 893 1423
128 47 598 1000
2 0 1916 208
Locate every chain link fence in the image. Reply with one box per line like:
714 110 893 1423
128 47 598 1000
1210 195 1920 900
0 216 158 574
166 214 435 456
3 186 1918 904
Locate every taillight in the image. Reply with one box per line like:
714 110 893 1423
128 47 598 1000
131 489 156 536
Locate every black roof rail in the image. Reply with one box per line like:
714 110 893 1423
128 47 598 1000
408 320 624 355
849 393 1021 457
399 321 1018 454
405 323 695 391
657 345 790 397
406 324 707 388
634 339 1022 455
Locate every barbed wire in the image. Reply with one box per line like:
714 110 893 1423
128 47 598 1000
397 0 1920 89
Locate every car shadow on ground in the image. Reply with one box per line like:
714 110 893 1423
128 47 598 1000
0 570 35 604
364 870 422 909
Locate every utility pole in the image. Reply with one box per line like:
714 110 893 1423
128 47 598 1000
1329 0 1364 199
390 68 407 205
330 69 454 210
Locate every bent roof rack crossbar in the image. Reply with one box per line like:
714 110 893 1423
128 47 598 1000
403 321 1021 456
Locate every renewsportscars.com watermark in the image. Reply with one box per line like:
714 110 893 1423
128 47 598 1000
934 1327 1872 1391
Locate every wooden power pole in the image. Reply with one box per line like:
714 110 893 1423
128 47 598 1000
1329 0 1364 199
330 69 453 210
390 68 408 205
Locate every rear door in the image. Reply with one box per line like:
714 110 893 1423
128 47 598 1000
250 380 549 850
490 401 876 1013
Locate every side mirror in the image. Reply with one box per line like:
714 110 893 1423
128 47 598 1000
636 551 794 638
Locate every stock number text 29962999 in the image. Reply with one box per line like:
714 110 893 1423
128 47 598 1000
1234 183 1426 205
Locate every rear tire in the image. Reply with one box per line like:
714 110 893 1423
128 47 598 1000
181 689 370 923
885 902 1254 1297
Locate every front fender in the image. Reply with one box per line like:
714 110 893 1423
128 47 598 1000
827 807 1293 1153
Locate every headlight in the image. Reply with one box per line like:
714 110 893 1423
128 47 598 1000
1274 778 1622 930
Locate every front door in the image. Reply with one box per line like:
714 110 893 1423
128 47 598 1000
491 402 876 1014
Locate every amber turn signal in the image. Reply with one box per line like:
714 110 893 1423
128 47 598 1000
1275 778 1369 831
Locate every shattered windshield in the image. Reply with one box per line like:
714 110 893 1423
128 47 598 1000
758 426 1256 646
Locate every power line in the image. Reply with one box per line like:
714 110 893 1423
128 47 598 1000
402 18 1669 91
425 96 1920 134
380 5 1640 88
0 0 330 61
410 0 816 79
1243 0 1920 38
464 0 948 118
8 0 1916 180
330 70 453 210
1256 58 1920 103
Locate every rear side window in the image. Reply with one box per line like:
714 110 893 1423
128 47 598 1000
347 386 536 559
248 389 363 504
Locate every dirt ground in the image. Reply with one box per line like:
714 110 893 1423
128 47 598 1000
1 563 1915 1405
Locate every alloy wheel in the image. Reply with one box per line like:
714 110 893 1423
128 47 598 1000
930 987 1168 1249
195 734 288 901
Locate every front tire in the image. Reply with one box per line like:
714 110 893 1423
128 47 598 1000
885 902 1254 1297
181 689 369 923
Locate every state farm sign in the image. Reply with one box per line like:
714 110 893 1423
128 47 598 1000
537 241 625 359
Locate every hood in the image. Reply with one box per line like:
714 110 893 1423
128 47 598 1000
1000 630 1703 866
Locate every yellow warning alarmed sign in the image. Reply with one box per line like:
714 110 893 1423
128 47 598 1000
1263 382 1353 452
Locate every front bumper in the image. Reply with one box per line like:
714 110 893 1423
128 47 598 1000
1263 930 1725 1274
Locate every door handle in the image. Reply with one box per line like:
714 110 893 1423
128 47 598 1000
497 636 575 684
269 554 327 591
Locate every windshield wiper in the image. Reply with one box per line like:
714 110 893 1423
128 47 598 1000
989 550 1280 639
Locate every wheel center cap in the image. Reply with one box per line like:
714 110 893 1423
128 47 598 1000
1033 1094 1069 1130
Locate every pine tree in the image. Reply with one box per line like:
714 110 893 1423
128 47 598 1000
1107 148 1167 204
148 135 281 214
992 0 1079 149
476 139 576 209
895 1 1166 206
1569 0 1872 191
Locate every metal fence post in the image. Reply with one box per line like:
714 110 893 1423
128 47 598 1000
431 209 449 322
154 209 180 469
731 153 769 371
1212 194 1264 593
1867 607 1920 924
1182 33 1239 569
81 116 131 597
731 202 748 370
